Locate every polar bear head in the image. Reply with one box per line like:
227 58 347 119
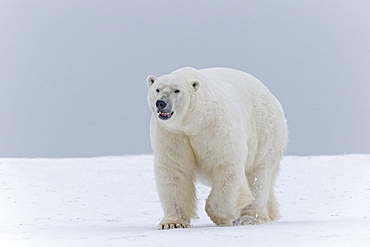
147 71 200 125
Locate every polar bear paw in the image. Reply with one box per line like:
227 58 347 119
157 220 190 230
236 208 270 225
236 215 263 225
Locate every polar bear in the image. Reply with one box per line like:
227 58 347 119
147 67 287 230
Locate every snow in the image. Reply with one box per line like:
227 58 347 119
1 155 369 246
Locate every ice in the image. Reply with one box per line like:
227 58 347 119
1 154 370 246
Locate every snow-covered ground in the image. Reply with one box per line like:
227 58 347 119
1 155 369 247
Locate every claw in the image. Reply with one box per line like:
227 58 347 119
158 222 190 230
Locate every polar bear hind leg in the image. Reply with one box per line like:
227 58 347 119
238 159 280 225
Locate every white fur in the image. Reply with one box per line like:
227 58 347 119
147 67 288 230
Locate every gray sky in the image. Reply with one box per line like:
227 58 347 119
1 0 369 157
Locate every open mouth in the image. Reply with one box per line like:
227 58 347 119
157 111 174 120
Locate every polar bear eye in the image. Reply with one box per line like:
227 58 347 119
156 89 160 93
174 89 180 93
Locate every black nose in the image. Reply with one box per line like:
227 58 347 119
156 100 167 111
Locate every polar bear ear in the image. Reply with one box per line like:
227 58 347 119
147 75 156 88
191 80 201 92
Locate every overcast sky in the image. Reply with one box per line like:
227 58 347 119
0 0 369 157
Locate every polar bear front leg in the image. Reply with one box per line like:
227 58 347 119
155 163 196 230
205 165 253 226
